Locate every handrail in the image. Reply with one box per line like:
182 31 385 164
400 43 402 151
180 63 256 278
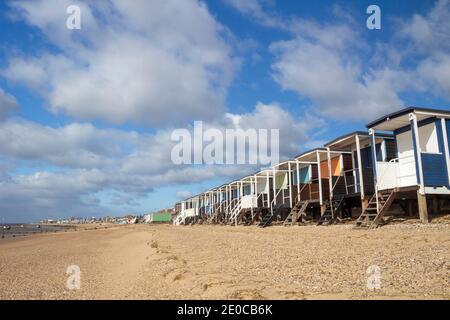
208 200 226 223
225 198 238 219
331 168 361 196
255 192 264 207
229 200 242 225
331 174 343 192
270 188 284 215
374 157 399 213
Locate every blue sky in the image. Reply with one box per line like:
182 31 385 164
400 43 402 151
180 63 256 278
0 0 449 222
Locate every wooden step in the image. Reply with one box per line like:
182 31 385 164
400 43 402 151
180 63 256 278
355 189 396 229
258 213 273 228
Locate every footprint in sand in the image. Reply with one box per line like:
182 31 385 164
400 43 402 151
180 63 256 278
150 240 159 248
229 289 266 300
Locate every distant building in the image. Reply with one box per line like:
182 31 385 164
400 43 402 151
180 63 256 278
143 212 172 223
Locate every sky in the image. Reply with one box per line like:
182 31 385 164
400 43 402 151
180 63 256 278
0 0 449 222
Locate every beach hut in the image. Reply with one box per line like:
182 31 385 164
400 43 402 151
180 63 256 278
145 212 173 223
266 160 299 226
324 131 395 219
226 174 257 225
358 107 450 228
279 148 354 225
206 185 228 224
207 168 275 226
173 195 200 225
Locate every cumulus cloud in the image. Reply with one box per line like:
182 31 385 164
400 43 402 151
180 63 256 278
398 0 450 55
397 0 450 99
194 1 450 121
222 0 285 28
242 1 450 120
3 0 237 126
223 102 323 159
0 119 138 168
0 88 19 121
176 190 193 199
270 19 405 121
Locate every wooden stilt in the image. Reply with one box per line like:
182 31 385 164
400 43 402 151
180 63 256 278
320 204 326 216
417 191 429 223
361 198 368 212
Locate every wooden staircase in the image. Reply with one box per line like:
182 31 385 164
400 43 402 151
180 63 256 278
258 212 273 228
207 203 225 224
355 189 396 229
228 199 243 225
317 197 345 226
283 200 309 226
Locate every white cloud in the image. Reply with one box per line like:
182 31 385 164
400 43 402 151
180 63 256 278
417 55 450 98
269 2 450 120
0 119 138 168
224 102 322 158
270 19 405 121
398 0 450 55
0 88 19 121
397 0 450 100
3 0 237 126
222 0 285 28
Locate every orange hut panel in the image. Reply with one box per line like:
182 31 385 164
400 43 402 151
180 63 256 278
320 157 341 179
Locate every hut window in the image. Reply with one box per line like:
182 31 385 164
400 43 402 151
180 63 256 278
384 140 397 161
418 122 439 154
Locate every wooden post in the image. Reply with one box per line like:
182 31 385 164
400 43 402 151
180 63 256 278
272 167 277 214
266 171 270 209
326 147 334 218
296 161 300 201
361 198 368 213
355 134 365 210
317 150 323 207
369 128 380 213
288 162 293 208
228 185 231 217
410 113 425 194
441 118 450 185
239 181 243 200
417 190 429 223
254 175 258 207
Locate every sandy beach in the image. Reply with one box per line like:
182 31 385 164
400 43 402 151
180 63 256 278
0 220 449 300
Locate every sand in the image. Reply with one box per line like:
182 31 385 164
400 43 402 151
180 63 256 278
0 221 449 300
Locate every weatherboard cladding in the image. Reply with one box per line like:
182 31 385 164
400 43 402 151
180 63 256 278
422 119 449 187
447 119 450 157
422 154 448 186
